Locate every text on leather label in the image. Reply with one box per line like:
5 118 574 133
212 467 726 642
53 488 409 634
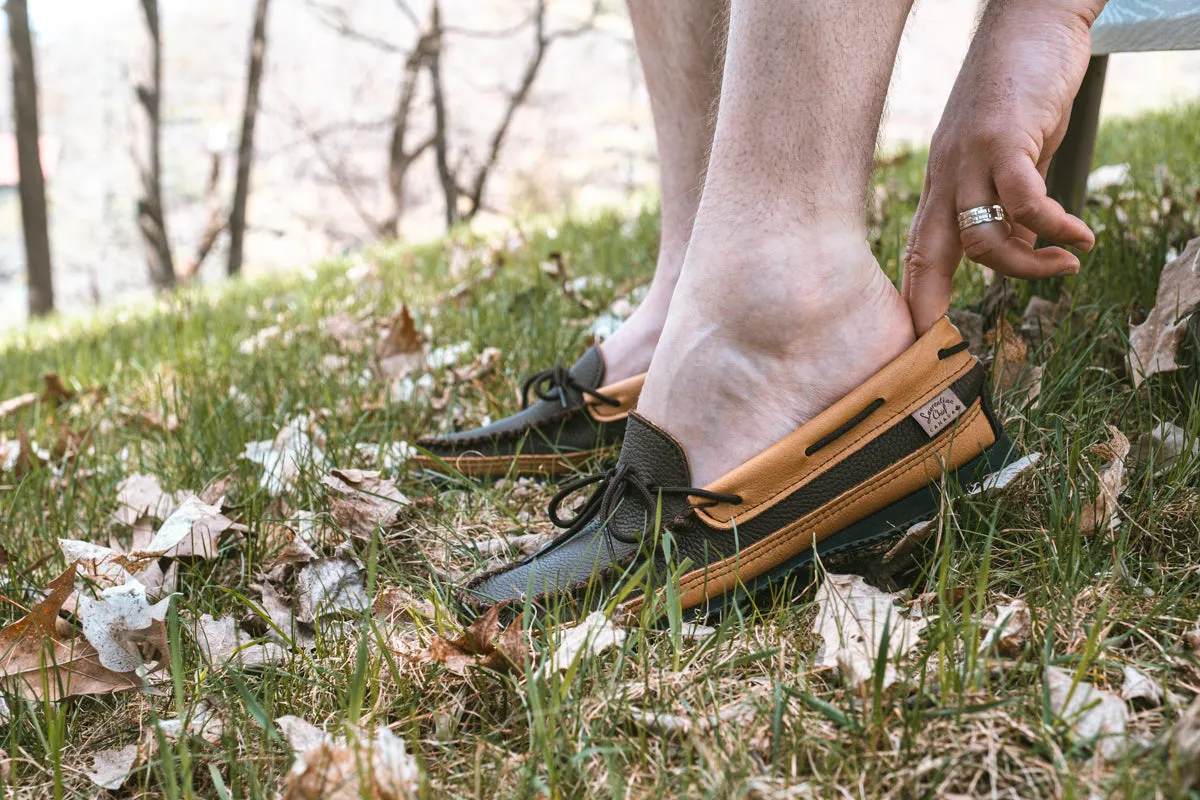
912 389 967 437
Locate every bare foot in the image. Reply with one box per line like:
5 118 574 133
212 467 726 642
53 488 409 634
637 234 915 486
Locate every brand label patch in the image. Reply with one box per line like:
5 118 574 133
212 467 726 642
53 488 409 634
912 389 967 437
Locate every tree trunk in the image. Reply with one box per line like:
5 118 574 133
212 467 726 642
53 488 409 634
227 0 271 277
6 0 54 317
136 0 176 290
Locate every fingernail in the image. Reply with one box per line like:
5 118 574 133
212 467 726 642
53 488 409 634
1075 240 1094 252
1057 266 1079 277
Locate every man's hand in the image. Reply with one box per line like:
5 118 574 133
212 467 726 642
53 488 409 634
903 0 1107 334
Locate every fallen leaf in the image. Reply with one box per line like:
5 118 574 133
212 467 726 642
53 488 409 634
0 566 143 700
276 715 329 754
1046 665 1131 762
1087 163 1130 193
1130 421 1197 476
536 610 624 678
1078 425 1130 534
475 532 553 561
1172 695 1200 791
77 582 170 672
321 469 409 538
257 582 316 650
238 324 285 355
967 452 1044 496
812 574 927 691
423 603 527 675
319 312 371 353
110 473 188 526
354 441 417 472
86 744 139 791
1185 627 1200 657
988 317 1044 406
1121 665 1163 707
193 614 286 668
1129 237 1200 388
295 558 369 624
0 392 37 420
1020 291 1074 349
242 416 327 496
373 587 434 626
148 495 235 559
155 702 224 744
282 721 420 800
375 306 424 381
978 599 1031 657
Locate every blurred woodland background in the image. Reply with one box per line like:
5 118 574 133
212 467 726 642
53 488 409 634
3 0 1199 328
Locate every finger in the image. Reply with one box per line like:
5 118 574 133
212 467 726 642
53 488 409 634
993 155 1094 251
904 186 964 335
957 176 1081 280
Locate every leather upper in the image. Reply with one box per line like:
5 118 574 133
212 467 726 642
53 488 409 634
463 318 1005 613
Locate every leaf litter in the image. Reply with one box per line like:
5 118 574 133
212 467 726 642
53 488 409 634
277 715 420 800
1129 236 1200 387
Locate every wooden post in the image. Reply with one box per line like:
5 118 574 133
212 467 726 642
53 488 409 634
1045 54 1109 219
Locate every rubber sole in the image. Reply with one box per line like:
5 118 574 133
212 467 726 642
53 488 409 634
688 430 1020 619
408 448 608 478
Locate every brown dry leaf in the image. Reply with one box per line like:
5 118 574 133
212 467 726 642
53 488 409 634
978 599 1031 657
375 305 424 381
322 469 409 538
422 603 527 675
1078 425 1131 534
86 744 139 791
0 749 9 785
988 317 1044 404
475 532 554 563
1046 665 1132 762
0 566 143 700
193 614 286 668
373 587 435 626
946 308 986 356
540 251 595 312
1020 291 1073 348
111 473 189 526
1173 695 1200 792
112 407 180 433
280 719 420 800
319 312 371 353
1129 237 1200 388
535 610 624 678
155 701 225 745
257 581 316 650
812 574 927 691
1184 627 1200 657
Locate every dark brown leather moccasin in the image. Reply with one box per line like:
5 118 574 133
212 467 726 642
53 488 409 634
410 347 644 477
462 317 1019 618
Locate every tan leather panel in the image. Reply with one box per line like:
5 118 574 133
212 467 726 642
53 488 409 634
628 398 995 614
697 317 974 527
587 372 645 422
407 449 603 477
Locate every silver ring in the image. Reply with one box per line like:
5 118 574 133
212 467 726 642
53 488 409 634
957 204 1006 231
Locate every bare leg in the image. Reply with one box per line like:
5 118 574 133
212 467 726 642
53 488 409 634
598 0 727 384
638 0 917 485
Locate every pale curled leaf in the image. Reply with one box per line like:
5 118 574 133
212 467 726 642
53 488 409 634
242 416 326 496
1129 237 1200 388
978 599 1031 657
1120 665 1163 706
282 723 420 800
1046 666 1132 762
147 495 234 559
813 574 927 691
295 558 369 623
536 611 625 678
967 452 1043 496
1130 421 1198 476
110 473 187 526
193 614 286 668
78 582 170 673
87 744 139 791
1173 695 1200 791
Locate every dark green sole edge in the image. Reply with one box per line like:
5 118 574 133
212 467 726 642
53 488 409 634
687 430 1020 620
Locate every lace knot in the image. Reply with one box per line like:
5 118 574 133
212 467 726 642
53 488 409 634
520 364 621 410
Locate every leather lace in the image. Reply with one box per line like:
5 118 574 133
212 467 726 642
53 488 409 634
521 365 621 409
546 462 743 545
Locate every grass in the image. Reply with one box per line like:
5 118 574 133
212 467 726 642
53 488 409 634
2 102 1200 798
